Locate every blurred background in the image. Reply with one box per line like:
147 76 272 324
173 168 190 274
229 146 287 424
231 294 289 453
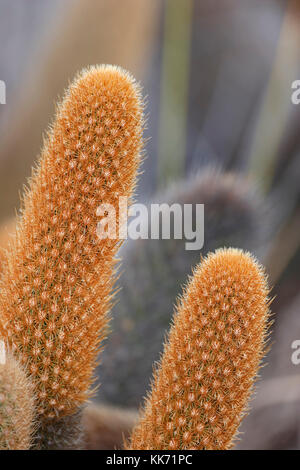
0 0 299 450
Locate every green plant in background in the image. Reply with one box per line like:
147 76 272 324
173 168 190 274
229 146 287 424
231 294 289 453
158 0 193 187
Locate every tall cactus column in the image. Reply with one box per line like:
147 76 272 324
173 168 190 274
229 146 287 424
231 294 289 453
0 65 144 448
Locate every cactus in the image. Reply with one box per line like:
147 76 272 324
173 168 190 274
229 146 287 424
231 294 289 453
97 169 270 407
33 411 84 450
0 65 274 451
0 65 144 447
0 218 15 274
126 248 271 450
0 348 35 450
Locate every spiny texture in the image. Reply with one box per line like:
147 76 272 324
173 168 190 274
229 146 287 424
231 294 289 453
0 218 15 274
0 351 35 449
33 410 84 450
126 248 271 450
0 65 144 420
97 169 270 407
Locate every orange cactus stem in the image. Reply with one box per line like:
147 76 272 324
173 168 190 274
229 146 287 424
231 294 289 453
0 347 35 450
0 65 144 421
126 248 271 450
0 218 15 274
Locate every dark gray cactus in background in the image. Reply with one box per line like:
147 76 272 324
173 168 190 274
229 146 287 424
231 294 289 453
97 167 272 407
